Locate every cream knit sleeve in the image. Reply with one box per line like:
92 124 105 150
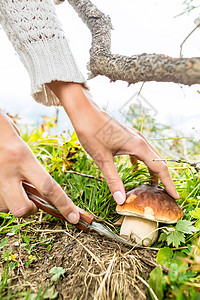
0 0 86 106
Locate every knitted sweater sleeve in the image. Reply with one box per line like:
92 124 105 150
0 0 86 106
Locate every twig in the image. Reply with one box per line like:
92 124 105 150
136 275 159 300
173 178 194 182
180 23 200 57
138 256 174 274
33 229 66 233
137 82 145 96
172 245 195 250
185 282 200 288
39 210 43 223
64 230 103 268
65 170 103 181
152 158 200 172
18 261 37 292
95 253 116 299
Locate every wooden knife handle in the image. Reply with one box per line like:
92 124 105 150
23 181 94 232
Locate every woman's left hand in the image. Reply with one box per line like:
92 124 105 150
48 81 179 205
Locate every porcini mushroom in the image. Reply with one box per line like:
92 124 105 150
116 184 184 246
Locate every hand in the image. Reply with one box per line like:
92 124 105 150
48 82 179 204
0 112 80 223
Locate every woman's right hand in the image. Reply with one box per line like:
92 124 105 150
0 112 80 224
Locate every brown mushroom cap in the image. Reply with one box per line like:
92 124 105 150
116 184 184 224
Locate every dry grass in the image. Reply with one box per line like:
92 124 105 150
49 230 154 300
1 219 156 300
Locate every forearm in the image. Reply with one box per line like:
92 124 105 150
0 112 20 144
47 82 90 113
46 81 103 132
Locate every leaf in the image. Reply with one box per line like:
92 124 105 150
158 232 168 243
195 220 200 230
168 263 179 283
70 141 80 148
173 252 187 269
149 266 164 300
24 236 30 244
190 207 200 219
9 261 15 271
2 249 12 261
43 287 58 299
0 237 7 249
50 266 66 282
176 220 197 234
51 157 63 163
156 247 173 266
28 255 36 261
166 231 185 248
70 130 78 142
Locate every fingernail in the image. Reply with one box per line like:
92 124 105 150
113 191 125 205
68 212 79 224
175 191 180 199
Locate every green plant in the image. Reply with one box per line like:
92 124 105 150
149 244 200 299
0 213 35 234
22 286 58 300
158 220 197 248
0 110 199 299
49 266 66 282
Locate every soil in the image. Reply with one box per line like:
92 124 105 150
0 216 157 300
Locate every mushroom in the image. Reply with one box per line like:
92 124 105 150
116 184 184 246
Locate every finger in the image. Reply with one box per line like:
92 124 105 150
10 121 20 136
97 153 126 205
2 182 38 217
0 196 9 213
130 133 164 184
129 155 138 172
22 158 80 224
122 126 178 196
129 139 159 183
117 123 165 173
130 153 158 184
119 132 179 199
153 161 179 199
3 113 20 136
129 140 159 184
137 146 179 199
148 168 159 185
126 126 164 161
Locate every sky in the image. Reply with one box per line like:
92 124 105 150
0 0 199 138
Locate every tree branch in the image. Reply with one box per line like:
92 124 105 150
152 158 200 172
65 170 103 181
68 0 200 85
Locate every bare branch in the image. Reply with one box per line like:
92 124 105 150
152 158 200 172
180 23 200 57
67 0 200 85
65 170 103 181
137 255 175 274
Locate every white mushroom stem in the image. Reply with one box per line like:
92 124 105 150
120 216 159 247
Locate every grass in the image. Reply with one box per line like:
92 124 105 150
0 113 200 299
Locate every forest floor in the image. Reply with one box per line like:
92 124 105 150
1 215 155 300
